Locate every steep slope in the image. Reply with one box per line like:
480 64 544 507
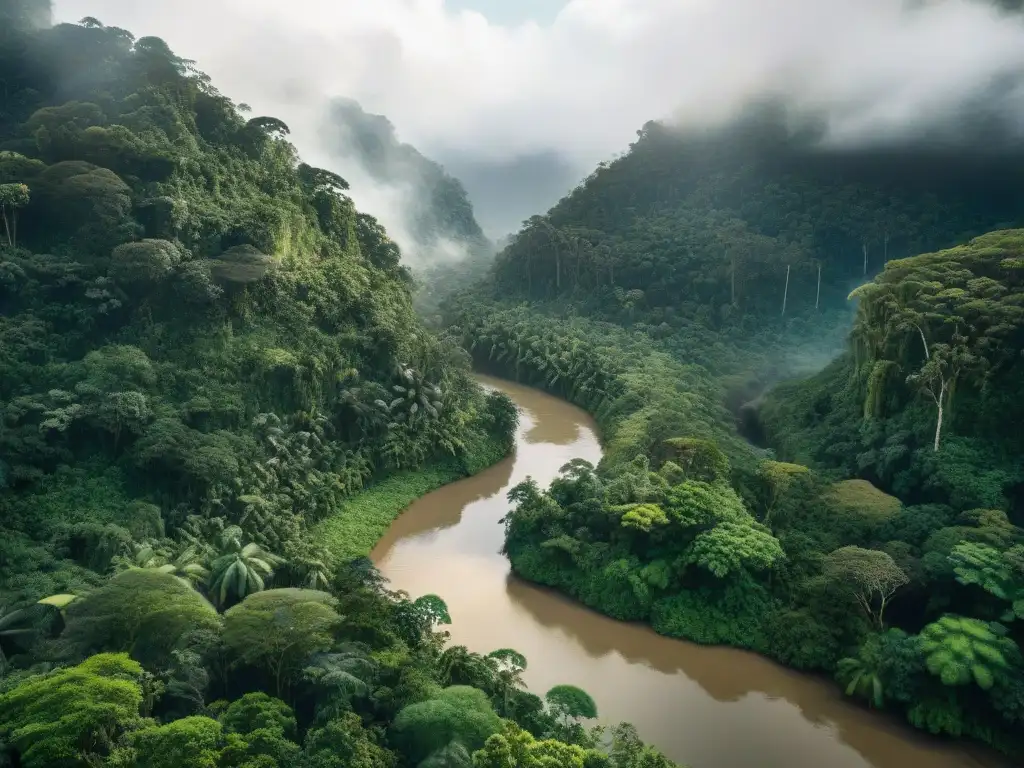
322 98 497 323
325 97 488 249
761 230 1024 516
443 106 1024 474
443 107 1024 758
486 107 1024 329
0 12 512 604
0 10 685 768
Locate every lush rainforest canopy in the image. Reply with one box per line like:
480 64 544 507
0 6 679 767
5 0 1024 764
440 103 1024 757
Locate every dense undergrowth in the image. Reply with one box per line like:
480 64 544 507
440 109 1024 757
0 7 680 768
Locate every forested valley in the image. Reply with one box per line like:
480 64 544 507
439 108 1024 756
0 5 680 767
5 0 1024 765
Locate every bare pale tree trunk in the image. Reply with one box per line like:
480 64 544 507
915 325 930 359
781 265 791 316
0 207 10 247
853 592 875 628
933 378 947 452
862 242 868 276
908 327 949 451
883 231 889 263
815 263 821 309
876 578 909 629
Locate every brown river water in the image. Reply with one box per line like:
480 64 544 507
371 375 1001 768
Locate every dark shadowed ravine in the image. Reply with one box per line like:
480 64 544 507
371 375 1001 768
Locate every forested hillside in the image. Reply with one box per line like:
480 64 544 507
0 6 680 767
322 98 497 324
325 98 488 251
761 230 1024 510
489 108 1022 324
0 7 513 607
442 106 1024 756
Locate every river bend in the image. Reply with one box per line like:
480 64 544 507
371 376 998 768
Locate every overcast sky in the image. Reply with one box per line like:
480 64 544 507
52 0 1024 237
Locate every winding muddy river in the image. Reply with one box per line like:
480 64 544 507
371 376 999 768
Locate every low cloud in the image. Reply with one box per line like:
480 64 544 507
52 0 1024 234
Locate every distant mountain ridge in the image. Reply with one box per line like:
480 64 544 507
323 97 490 251
320 97 498 322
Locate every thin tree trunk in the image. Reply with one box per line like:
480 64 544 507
862 242 868 276
854 593 874 627
815 263 821 309
11 210 15 248
915 325 930 359
883 231 889 263
781 265 790 316
933 379 947 452
878 595 891 629
1 207 10 247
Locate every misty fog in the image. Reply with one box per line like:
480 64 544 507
51 0 1024 240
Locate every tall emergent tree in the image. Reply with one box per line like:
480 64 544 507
849 231 1024 451
0 182 29 247
823 546 909 629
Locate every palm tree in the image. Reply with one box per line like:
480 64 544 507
113 542 166 571
156 546 210 587
438 645 494 690
836 655 885 708
285 549 332 591
303 645 377 722
113 542 209 588
382 363 443 423
919 614 1015 690
207 526 284 609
